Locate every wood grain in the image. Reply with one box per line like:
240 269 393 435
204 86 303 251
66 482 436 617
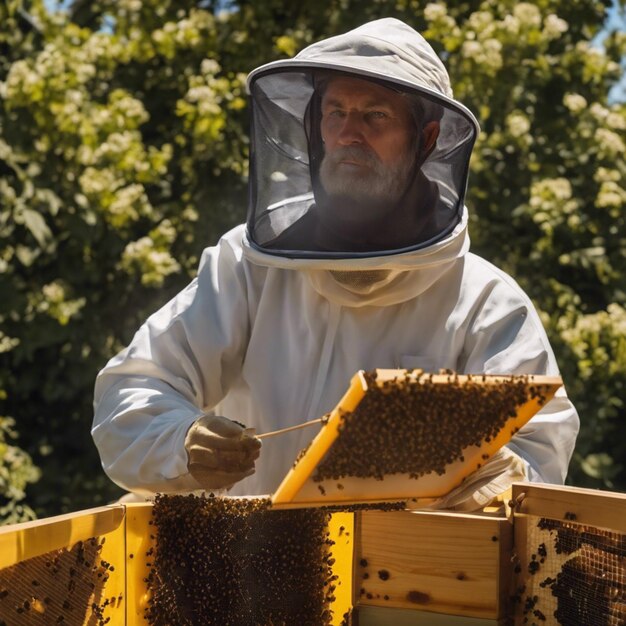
0 505 125 570
512 482 626 532
354 509 512 619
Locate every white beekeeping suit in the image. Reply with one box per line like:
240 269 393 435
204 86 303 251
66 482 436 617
93 18 579 502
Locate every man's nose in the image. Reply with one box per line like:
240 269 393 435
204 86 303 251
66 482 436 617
336 113 365 145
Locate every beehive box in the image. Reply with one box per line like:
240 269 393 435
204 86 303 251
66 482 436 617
0 499 356 626
1 484 624 625
0 497 510 625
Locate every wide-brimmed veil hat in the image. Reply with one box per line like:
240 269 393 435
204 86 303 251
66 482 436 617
245 18 480 260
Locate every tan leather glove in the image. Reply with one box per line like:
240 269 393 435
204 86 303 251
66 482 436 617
184 415 261 490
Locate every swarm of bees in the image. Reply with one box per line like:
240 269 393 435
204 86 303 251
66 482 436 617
314 370 542 482
145 494 338 625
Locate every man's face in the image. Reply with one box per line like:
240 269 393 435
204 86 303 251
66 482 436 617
319 76 416 208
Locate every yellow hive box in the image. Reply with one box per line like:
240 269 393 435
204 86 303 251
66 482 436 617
0 483 625 625
0 501 354 626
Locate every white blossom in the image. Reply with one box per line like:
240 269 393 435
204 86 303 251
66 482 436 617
120 235 181 287
543 14 568 39
606 111 626 130
119 0 143 11
461 38 502 70
0 332 20 353
467 11 493 32
506 111 531 137
513 3 542 28
501 15 521 35
530 178 577 220
461 40 481 59
595 128 625 156
596 181 626 209
594 168 621 183
590 103 609 121
107 184 153 223
79 167 120 195
424 3 448 22
563 93 587 113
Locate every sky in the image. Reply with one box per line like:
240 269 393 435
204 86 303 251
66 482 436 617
594 1 626 100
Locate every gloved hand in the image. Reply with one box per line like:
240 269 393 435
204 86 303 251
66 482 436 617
184 415 262 490
421 447 528 512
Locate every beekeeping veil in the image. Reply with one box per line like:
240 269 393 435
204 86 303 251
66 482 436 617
245 18 480 260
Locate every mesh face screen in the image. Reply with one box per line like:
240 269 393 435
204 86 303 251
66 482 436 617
0 537 116 626
248 70 477 257
145 494 337 626
513 515 626 625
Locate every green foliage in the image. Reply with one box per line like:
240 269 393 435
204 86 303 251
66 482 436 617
0 0 624 519
559 304 626 488
1 0 250 515
419 0 626 488
0 414 40 525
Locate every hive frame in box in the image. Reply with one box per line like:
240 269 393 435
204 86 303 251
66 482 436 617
0 484 625 624
510 483 626 626
0 502 353 626
0 505 127 625
272 369 562 508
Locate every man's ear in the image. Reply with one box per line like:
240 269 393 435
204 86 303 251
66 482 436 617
420 121 440 160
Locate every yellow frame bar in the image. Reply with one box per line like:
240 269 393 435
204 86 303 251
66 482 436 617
0 505 125 570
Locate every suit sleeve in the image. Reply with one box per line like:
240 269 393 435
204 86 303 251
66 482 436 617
459 262 579 484
92 234 251 495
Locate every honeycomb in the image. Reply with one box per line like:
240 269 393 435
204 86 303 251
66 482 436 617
513 516 626 625
0 537 117 625
144 494 338 625
314 370 543 482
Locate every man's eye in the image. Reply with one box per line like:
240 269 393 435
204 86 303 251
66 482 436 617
327 110 345 118
366 111 389 121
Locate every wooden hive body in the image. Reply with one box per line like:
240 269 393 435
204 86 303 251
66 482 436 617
1 484 625 625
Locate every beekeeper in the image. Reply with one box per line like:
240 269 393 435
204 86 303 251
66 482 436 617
92 18 579 509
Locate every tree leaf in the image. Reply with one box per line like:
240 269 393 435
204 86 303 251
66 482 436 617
21 208 52 247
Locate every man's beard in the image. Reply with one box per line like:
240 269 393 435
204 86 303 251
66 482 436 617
318 145 414 214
